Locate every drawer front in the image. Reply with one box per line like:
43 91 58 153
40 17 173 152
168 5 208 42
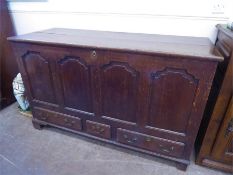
86 120 111 139
34 108 82 131
117 128 185 158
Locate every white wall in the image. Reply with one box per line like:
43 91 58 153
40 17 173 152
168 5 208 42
8 0 232 43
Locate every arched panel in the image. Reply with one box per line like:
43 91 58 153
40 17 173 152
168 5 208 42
147 68 198 133
101 61 139 123
58 56 92 112
22 51 56 103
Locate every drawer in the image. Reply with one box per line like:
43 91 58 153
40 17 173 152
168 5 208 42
86 120 111 139
117 128 185 158
34 108 82 131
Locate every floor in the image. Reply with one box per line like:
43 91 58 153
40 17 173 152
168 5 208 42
0 103 230 175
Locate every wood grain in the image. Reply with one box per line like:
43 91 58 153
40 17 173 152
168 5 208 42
10 28 221 171
8 28 223 61
196 24 233 173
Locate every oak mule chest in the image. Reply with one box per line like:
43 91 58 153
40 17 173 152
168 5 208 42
8 29 223 170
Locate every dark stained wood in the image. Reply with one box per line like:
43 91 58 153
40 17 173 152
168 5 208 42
58 56 92 112
176 162 188 171
22 51 56 104
0 0 18 109
100 61 139 123
9 27 222 171
8 28 223 61
34 107 82 131
86 120 111 139
32 120 43 130
196 24 233 173
117 128 185 158
147 68 198 133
